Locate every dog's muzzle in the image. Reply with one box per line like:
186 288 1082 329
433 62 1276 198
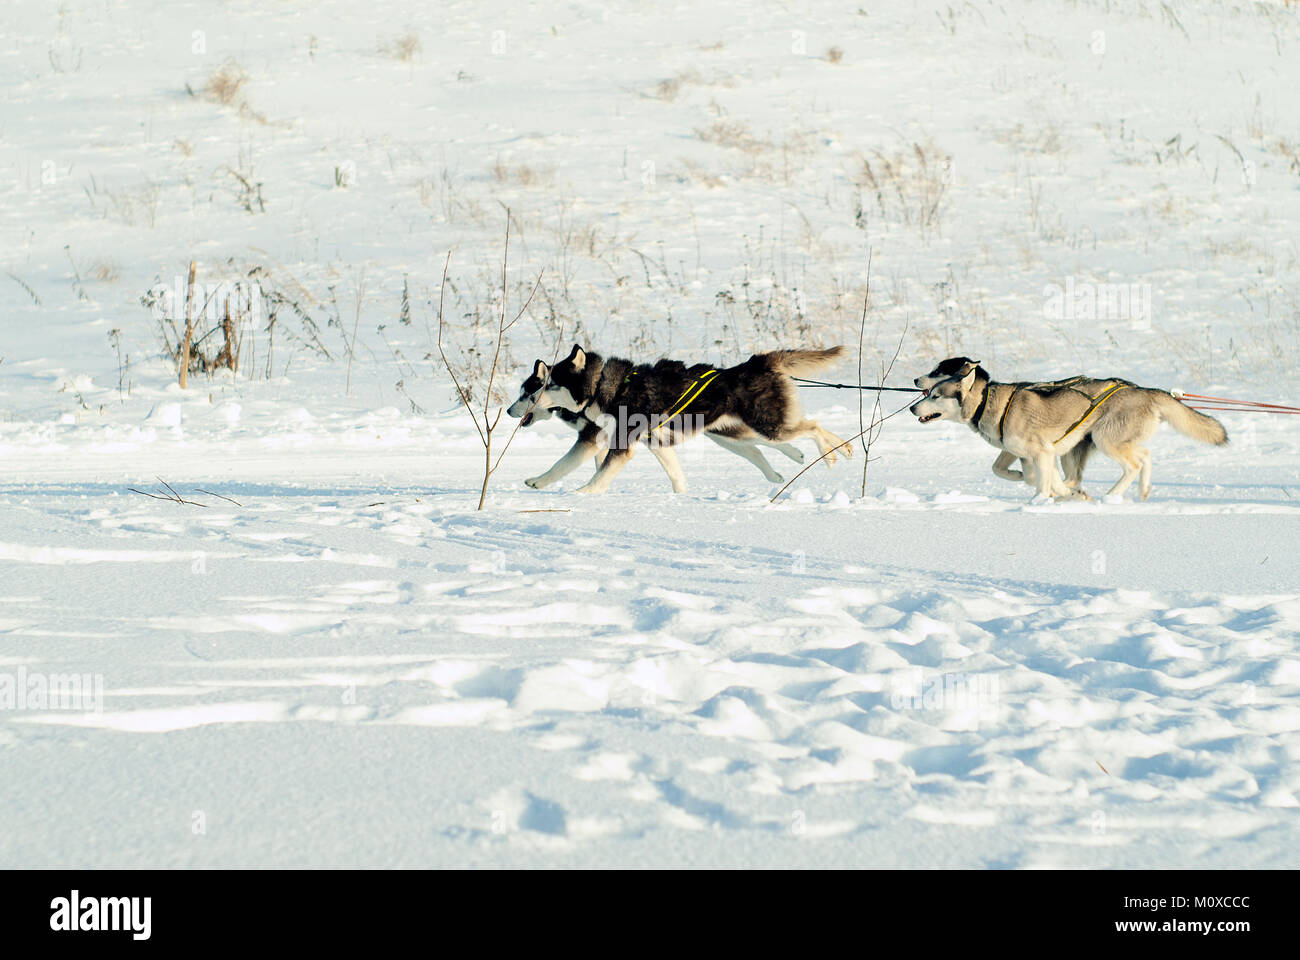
910 401 941 424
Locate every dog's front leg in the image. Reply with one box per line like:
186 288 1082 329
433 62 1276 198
647 443 688 493
1030 451 1061 500
574 444 634 494
525 435 606 489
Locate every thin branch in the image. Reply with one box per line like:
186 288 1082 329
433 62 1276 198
434 253 486 448
857 248 872 497
489 322 566 473
862 318 908 491
197 489 243 506
770 397 916 503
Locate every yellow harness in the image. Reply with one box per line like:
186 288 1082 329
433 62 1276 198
625 369 719 435
1055 382 1129 444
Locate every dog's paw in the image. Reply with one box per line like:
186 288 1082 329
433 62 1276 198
841 442 854 459
524 477 543 489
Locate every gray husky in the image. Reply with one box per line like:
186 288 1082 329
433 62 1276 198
530 345 851 494
507 359 805 491
910 361 1228 500
915 357 1095 493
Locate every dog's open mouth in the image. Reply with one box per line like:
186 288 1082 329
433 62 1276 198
918 412 940 423
520 412 534 427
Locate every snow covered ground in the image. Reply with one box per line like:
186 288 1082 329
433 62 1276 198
2 0 1299 867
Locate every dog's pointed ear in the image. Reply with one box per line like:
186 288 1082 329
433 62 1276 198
958 359 980 376
960 364 979 390
533 359 549 379
567 344 586 371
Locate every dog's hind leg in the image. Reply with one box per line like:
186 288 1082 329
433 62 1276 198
526 434 606 489
1138 446 1152 500
1057 441 1092 499
707 434 783 482
992 451 1023 482
775 420 851 466
647 443 688 493
816 426 852 462
1095 437 1143 499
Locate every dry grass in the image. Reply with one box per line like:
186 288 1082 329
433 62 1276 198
205 61 248 105
490 161 556 188
683 159 725 188
855 140 952 234
651 69 704 102
991 117 1065 156
1268 137 1300 176
381 32 421 62
825 46 844 64
90 259 120 282
98 181 161 228
695 120 769 154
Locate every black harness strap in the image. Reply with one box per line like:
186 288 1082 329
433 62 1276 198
997 386 1021 442
970 381 991 432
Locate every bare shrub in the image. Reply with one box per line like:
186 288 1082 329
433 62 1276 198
826 46 844 64
432 210 548 510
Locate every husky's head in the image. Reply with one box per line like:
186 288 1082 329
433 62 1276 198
507 359 559 427
914 356 981 390
910 366 977 425
545 344 596 412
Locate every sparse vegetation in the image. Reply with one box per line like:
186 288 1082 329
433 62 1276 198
490 160 556 188
205 60 248 105
381 31 421 62
854 140 952 236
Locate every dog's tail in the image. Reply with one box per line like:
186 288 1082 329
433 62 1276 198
1154 392 1229 446
764 346 848 377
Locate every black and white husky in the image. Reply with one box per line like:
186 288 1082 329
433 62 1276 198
507 360 806 491
509 346 851 494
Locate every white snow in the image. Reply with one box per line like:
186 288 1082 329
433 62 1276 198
1 0 1298 867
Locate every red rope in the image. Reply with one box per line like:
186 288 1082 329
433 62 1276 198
1188 405 1300 415
1180 393 1300 413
